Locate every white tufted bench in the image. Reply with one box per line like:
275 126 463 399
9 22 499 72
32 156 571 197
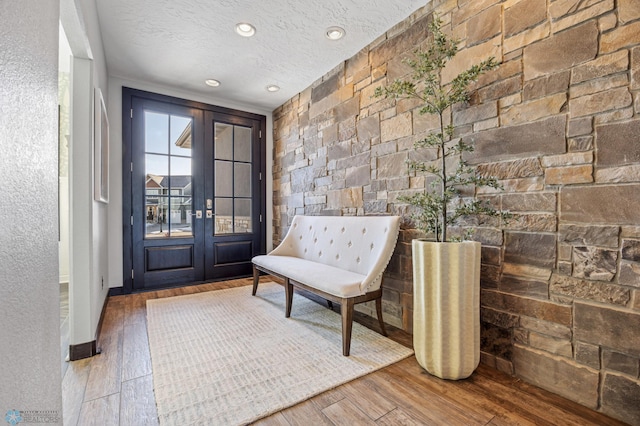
252 215 401 356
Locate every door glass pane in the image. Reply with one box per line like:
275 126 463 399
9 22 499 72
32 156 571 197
146 154 168 176
169 196 192 237
215 198 233 234
215 161 233 197
145 112 169 154
170 157 191 184
145 195 160 238
214 123 233 160
171 156 191 175
234 126 251 162
170 115 192 156
146 195 168 238
234 163 251 197
235 199 252 233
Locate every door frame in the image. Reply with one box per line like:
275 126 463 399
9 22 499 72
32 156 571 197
121 87 266 294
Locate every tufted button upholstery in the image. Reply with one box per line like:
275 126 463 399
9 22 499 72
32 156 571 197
253 215 401 297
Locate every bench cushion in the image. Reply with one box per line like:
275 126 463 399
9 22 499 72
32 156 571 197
265 215 401 294
252 255 367 298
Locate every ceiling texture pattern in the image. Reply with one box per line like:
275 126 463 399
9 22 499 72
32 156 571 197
95 0 427 110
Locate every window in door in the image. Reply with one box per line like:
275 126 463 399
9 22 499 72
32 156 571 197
144 112 193 239
214 123 253 234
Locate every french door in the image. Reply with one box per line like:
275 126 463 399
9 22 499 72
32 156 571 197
123 89 265 292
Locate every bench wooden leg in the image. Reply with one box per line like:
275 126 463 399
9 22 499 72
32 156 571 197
285 278 293 318
252 266 260 296
376 297 388 337
341 298 355 356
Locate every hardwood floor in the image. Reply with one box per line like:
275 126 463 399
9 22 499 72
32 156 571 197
62 277 625 426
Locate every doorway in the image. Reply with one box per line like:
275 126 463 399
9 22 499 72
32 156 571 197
123 89 266 292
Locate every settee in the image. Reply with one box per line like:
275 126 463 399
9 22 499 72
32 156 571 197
252 215 401 355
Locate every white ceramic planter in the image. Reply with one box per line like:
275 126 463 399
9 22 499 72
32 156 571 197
412 239 481 380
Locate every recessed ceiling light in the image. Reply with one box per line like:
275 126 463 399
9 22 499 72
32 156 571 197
325 26 345 40
205 79 220 87
235 22 256 37
266 84 280 92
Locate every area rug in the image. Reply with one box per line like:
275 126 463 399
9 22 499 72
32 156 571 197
146 282 413 425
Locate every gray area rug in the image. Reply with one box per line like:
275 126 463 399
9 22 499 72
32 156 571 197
147 282 413 425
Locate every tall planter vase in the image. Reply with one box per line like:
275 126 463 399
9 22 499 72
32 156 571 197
412 239 481 380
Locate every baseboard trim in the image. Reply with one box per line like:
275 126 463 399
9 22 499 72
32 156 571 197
95 288 110 345
69 287 113 361
68 340 97 361
108 287 124 296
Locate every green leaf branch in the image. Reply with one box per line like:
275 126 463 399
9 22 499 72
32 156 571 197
375 15 507 242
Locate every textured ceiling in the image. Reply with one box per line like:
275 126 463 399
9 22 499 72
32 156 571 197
95 0 428 111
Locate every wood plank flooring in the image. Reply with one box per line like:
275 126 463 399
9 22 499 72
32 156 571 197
62 277 625 426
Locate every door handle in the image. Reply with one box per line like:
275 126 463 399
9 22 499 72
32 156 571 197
191 210 203 218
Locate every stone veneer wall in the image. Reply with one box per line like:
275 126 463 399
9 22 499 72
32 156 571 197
271 0 640 423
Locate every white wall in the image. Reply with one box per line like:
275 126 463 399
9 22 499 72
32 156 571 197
69 57 95 347
61 0 111 347
79 0 110 341
107 77 274 288
0 0 62 418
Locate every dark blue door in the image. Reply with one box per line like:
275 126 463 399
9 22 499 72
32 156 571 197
125 89 265 292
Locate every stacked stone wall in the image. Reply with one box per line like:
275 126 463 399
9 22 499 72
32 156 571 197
272 0 640 422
